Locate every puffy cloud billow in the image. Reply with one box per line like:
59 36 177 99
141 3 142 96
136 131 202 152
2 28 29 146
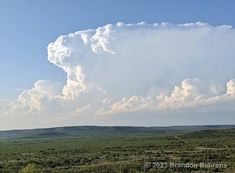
3 22 235 128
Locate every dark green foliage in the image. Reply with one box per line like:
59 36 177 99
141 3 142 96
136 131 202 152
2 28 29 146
0 127 234 172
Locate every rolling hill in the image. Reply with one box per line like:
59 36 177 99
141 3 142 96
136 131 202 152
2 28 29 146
0 125 234 139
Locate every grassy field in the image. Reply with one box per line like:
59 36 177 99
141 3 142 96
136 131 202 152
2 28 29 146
0 127 234 172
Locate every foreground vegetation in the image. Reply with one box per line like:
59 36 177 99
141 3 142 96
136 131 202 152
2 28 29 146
0 127 234 172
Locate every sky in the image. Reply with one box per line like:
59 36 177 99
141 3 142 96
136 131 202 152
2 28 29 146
0 0 235 130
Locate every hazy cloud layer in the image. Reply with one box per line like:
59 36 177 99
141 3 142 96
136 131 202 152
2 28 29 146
2 22 235 129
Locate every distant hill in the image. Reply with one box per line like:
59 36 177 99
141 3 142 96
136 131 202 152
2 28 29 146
183 127 235 138
0 125 234 139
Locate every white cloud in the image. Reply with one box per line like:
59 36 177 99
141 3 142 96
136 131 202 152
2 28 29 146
47 22 235 99
2 22 235 129
98 79 235 115
7 80 63 114
226 79 235 95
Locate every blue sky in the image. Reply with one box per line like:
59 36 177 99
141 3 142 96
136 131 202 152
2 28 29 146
0 0 235 130
1 0 235 99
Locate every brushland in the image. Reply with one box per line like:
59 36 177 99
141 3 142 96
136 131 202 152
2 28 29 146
0 125 234 172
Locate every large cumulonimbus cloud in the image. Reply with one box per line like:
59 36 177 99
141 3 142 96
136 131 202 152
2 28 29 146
3 22 235 128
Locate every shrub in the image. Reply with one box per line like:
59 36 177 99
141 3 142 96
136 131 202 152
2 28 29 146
19 164 42 173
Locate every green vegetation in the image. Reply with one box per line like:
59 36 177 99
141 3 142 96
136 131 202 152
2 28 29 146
0 126 234 172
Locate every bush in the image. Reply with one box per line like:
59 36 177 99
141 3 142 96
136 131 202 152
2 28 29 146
19 164 42 173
